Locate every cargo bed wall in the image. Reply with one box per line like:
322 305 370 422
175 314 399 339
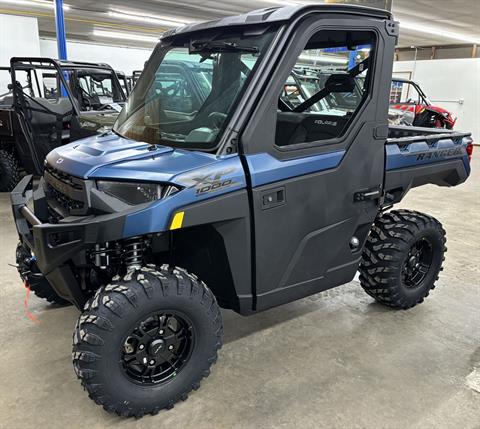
384 125 471 204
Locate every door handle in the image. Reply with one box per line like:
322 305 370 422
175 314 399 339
354 186 382 202
261 187 286 210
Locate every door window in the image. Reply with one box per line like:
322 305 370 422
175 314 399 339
276 30 376 147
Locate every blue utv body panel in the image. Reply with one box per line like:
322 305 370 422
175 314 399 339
385 135 471 175
122 156 246 237
45 128 471 241
46 133 220 181
47 134 351 238
245 150 345 187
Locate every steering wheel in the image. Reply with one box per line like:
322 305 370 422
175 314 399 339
79 86 95 110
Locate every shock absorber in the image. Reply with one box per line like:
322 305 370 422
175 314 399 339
93 243 110 269
123 237 145 271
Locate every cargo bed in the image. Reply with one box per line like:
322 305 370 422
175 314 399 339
384 125 472 204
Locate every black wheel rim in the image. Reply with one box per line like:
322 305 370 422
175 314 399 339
120 311 194 385
401 238 434 288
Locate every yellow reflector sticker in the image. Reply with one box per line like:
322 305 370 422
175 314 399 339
170 211 184 230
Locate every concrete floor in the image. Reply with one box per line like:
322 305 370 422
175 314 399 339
0 157 479 429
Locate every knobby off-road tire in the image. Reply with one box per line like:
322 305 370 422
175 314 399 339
15 242 70 305
0 149 20 192
359 210 446 309
73 265 223 417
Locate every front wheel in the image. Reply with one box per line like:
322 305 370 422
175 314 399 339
359 210 446 309
16 243 70 305
72 265 223 417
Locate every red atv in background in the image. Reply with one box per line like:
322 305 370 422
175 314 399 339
390 78 456 129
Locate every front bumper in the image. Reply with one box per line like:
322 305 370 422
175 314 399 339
11 175 128 308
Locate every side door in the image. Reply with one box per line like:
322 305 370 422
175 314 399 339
240 17 395 310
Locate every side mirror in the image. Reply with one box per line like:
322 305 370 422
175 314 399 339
324 74 355 93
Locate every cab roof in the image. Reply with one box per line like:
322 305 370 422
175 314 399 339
162 4 393 40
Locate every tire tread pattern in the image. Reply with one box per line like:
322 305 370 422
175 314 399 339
72 265 223 418
359 209 446 309
0 149 20 192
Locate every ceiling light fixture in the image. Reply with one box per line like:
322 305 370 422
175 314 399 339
108 9 191 28
0 0 70 11
259 0 300 5
93 29 159 44
259 0 320 6
400 20 480 45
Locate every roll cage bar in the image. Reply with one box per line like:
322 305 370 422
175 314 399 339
0 64 41 99
391 77 430 106
9 57 127 115
10 57 81 116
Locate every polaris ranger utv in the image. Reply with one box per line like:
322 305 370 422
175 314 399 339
0 58 126 191
11 4 473 417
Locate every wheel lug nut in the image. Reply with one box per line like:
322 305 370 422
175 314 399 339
168 345 174 350
139 344 145 350
149 359 155 365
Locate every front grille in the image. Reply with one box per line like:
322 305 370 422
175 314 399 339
45 165 83 190
44 165 87 217
46 182 85 212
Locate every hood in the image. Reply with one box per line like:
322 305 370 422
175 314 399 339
46 133 218 183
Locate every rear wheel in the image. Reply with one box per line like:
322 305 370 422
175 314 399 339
0 149 20 192
73 265 223 417
359 210 446 309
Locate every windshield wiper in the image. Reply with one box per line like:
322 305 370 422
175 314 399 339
189 41 259 54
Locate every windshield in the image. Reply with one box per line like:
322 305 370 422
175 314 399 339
114 27 276 150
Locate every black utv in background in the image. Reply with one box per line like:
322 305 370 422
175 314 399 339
11 4 473 418
0 58 126 191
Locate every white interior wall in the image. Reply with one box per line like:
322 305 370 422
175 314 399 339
0 14 41 93
393 59 480 142
39 39 152 76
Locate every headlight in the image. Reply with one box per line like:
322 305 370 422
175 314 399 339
96 181 179 205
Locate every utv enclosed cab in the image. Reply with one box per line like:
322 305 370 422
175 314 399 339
12 2 472 312
10 4 472 418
